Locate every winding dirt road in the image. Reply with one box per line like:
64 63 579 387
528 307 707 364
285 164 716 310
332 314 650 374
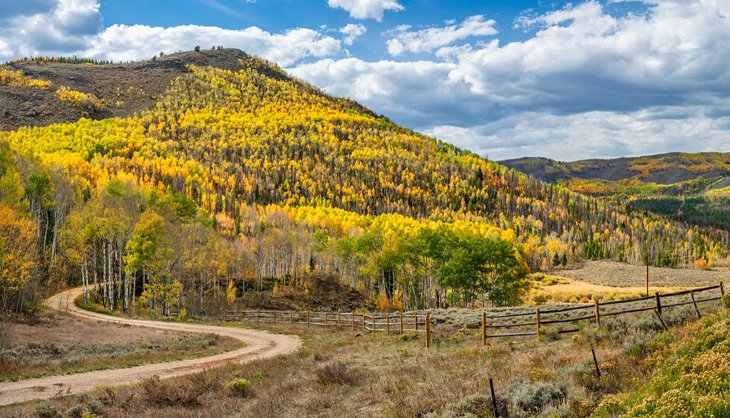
0 288 301 406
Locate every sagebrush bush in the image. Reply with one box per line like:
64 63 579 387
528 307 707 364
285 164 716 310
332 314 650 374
510 381 566 415
65 394 103 418
315 361 359 385
227 377 252 397
141 375 207 406
35 401 61 418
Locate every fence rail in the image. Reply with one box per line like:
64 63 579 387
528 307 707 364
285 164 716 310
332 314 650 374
225 283 726 347
224 310 427 334
483 283 724 338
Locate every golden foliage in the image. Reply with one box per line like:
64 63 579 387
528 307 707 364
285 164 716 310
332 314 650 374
54 86 105 110
0 68 52 89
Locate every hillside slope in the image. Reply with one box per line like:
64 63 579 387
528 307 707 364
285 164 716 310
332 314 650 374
1 49 377 131
501 153 730 230
0 49 727 318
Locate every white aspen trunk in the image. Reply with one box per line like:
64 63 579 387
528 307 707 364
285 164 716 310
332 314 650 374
82 254 89 303
93 242 99 293
102 241 108 308
108 239 115 312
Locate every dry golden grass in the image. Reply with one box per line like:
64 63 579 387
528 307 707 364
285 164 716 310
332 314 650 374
528 275 682 304
6 302 719 418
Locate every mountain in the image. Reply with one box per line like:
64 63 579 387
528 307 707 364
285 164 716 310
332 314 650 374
501 153 730 230
500 153 730 192
1 49 726 316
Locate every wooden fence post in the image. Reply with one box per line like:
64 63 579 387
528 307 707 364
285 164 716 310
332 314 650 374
690 291 701 319
425 312 431 348
535 308 541 338
415 313 419 332
591 348 601 378
482 312 487 346
338 311 341 329
306 311 310 329
594 300 601 326
256 309 260 324
289 311 293 324
361 313 365 331
399 312 404 335
351 311 356 331
721 282 726 309
324 312 328 328
273 310 277 325
489 377 499 417
386 313 390 334
655 292 662 316
654 310 668 331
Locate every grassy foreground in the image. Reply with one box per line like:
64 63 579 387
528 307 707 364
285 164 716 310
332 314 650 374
4 298 727 417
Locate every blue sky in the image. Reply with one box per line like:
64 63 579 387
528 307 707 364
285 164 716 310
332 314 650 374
1 0 729 161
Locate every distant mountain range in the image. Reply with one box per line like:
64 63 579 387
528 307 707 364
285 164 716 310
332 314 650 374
501 153 730 230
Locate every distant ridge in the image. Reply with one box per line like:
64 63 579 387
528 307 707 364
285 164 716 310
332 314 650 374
500 152 730 188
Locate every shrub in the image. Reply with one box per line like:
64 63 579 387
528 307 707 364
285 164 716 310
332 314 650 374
622 332 654 357
424 393 509 418
35 401 61 418
141 375 206 406
0 69 51 89
510 381 566 415
315 361 359 385
54 86 104 110
65 394 103 418
532 293 547 305
227 378 252 397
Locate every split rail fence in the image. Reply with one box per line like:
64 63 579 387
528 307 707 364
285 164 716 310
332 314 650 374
224 310 428 334
225 283 725 348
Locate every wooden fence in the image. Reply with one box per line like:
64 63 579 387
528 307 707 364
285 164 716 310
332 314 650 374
224 310 428 334
480 283 725 340
225 283 725 347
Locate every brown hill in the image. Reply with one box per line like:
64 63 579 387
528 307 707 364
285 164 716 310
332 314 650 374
0 49 286 131
500 152 730 187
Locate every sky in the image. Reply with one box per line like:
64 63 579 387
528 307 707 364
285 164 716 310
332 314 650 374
1 0 729 161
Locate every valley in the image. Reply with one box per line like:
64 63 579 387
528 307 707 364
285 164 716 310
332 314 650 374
0 48 728 417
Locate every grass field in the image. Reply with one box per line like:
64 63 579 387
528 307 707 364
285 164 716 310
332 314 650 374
553 260 728 288
0 311 244 382
4 297 724 418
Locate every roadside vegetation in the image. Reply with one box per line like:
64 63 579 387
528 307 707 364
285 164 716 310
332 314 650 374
4 298 725 417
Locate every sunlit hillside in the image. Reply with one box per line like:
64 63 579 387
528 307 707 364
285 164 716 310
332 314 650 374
0 49 727 318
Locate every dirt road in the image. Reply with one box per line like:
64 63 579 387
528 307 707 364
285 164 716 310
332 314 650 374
0 288 301 406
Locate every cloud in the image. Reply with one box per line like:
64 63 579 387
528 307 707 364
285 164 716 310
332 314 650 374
0 0 102 56
0 0 341 66
327 0 403 21
385 15 498 56
340 23 366 46
425 107 730 161
293 0 730 160
0 0 57 21
83 25 341 65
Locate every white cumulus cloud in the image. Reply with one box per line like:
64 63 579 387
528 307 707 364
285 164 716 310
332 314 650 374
327 0 403 21
340 23 367 46
293 0 730 160
0 0 342 65
386 15 498 56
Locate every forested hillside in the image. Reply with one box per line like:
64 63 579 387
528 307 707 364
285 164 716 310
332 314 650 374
501 153 730 231
1 49 727 318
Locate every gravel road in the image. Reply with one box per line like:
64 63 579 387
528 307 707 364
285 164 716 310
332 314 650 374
0 288 301 406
